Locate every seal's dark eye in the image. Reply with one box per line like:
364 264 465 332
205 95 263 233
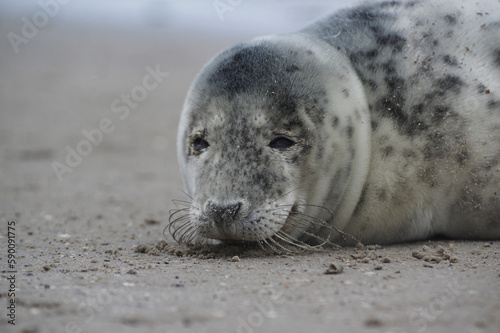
269 136 296 150
193 137 209 150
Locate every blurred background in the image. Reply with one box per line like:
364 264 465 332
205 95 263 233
0 0 355 231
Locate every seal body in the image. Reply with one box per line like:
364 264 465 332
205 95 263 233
173 0 500 247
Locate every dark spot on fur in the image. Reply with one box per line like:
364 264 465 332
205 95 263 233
386 75 404 90
377 188 387 201
433 105 451 122
331 116 340 128
353 184 369 216
347 9 381 21
346 126 354 139
276 95 297 114
382 61 397 75
377 33 407 52
377 96 405 126
348 52 360 64
366 79 378 92
286 65 301 73
458 189 484 212
382 146 394 157
366 49 379 58
444 14 457 26
418 167 436 187
403 149 417 159
477 84 487 94
494 49 500 67
487 100 500 110
342 88 350 98
443 55 458 66
436 75 464 94
380 1 401 8
484 157 499 171
423 131 449 160
405 1 417 8
370 25 382 34
371 120 379 131
457 149 469 165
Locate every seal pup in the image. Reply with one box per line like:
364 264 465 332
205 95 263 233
169 0 500 249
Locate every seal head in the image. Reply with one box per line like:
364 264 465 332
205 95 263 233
173 34 371 248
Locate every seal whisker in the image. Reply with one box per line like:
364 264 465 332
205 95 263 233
267 188 300 205
272 231 315 252
275 229 330 251
171 199 193 209
168 208 191 222
274 202 361 244
171 220 193 242
164 216 190 239
267 233 302 253
259 236 283 253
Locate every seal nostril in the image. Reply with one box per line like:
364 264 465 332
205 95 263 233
206 201 243 225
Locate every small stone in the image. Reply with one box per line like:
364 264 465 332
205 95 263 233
229 256 240 262
365 317 383 327
412 251 425 259
144 219 160 225
380 257 391 263
324 263 344 275
426 256 442 263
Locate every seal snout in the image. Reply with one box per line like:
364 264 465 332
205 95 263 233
205 200 245 238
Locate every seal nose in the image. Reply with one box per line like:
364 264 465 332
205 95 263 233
206 201 242 226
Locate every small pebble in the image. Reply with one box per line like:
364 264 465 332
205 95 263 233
324 263 344 275
365 317 383 327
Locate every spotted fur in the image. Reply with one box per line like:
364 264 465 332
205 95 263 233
172 0 500 248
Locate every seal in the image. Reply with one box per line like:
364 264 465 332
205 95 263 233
169 0 500 250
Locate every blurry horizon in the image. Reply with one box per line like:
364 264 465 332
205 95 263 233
0 0 357 35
